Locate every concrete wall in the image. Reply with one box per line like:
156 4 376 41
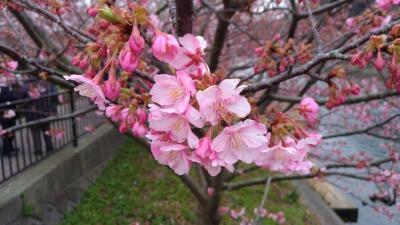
0 124 126 225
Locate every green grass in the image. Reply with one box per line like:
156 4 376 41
61 139 320 225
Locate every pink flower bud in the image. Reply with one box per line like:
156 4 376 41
87 5 98 17
72 55 81 66
103 80 121 101
254 47 264 57
350 84 361 95
374 49 385 71
119 123 128 133
346 17 356 28
135 107 147 123
79 56 88 69
119 46 139 72
207 187 215 197
128 25 145 53
99 20 110 29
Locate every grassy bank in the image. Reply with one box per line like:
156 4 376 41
62 139 320 225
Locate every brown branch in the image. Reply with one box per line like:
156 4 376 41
11 10 82 75
201 0 261 45
323 113 400 140
175 0 194 36
15 0 93 44
206 0 236 72
297 0 353 19
244 17 400 94
224 171 369 191
325 158 395 169
0 44 75 88
269 91 399 105
177 173 210 203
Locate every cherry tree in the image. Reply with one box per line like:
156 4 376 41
0 0 399 224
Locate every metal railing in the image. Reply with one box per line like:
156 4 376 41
0 90 104 184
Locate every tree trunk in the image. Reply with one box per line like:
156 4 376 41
195 172 225 225
196 202 221 225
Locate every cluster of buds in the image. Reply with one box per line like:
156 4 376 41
346 8 392 34
352 25 400 93
386 26 400 92
325 67 361 109
254 36 312 77
351 35 387 70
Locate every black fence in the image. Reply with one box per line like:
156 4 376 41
0 90 104 184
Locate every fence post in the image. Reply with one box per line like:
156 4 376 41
69 91 78 147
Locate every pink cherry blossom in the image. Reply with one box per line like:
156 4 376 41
5 61 17 70
230 208 245 219
0 60 18 86
132 122 147 137
345 18 356 28
84 125 96 132
255 134 321 174
105 104 122 121
211 119 268 164
150 71 195 113
152 32 179 63
256 142 311 174
299 97 319 123
190 136 234 176
376 0 399 10
28 87 41 99
45 129 65 140
196 79 250 125
148 104 204 148
119 45 139 73
169 34 209 77
64 74 107 110
3 110 16 119
147 131 192 175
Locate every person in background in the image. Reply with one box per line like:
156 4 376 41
21 79 58 155
0 85 18 156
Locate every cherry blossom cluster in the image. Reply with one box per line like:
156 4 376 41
60 3 322 176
